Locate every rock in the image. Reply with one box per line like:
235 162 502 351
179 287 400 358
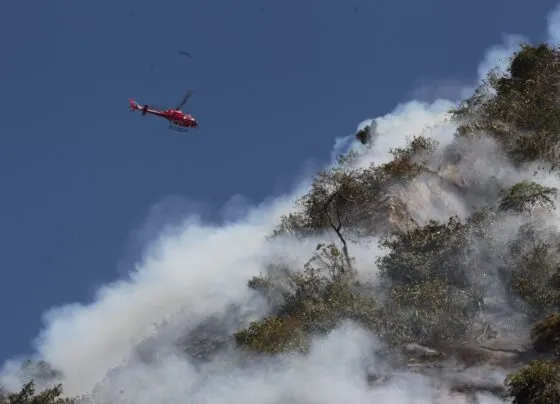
404 343 444 360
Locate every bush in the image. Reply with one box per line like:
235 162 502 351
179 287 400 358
452 43 560 168
235 244 379 354
498 181 557 216
506 360 560 404
376 216 472 288
380 279 479 347
531 313 560 355
270 136 437 240
508 242 560 315
233 315 307 354
0 381 75 404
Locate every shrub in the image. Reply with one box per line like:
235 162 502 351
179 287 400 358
506 360 560 404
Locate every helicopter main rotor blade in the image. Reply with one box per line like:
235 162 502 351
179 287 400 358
176 89 194 110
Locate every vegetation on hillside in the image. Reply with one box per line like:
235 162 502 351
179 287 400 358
0 381 74 404
4 42 560 403
241 41 560 402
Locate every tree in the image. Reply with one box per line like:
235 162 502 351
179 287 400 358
374 215 484 347
507 242 560 315
233 315 306 354
378 136 438 182
499 181 558 252
452 43 560 167
376 216 473 288
0 381 75 404
531 313 560 356
499 181 557 216
236 244 378 354
381 279 479 347
241 39 560 398
272 167 369 272
271 135 438 242
506 360 560 404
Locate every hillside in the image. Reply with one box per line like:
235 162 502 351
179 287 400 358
3 42 560 403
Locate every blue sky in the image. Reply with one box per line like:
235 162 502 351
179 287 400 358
0 0 558 364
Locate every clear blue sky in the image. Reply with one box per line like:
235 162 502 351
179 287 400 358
0 0 557 363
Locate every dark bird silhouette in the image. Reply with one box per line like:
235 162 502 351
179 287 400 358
178 51 192 57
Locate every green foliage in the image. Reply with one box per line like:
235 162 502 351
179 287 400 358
377 216 472 288
233 315 307 354
235 244 379 353
506 360 560 404
452 43 560 167
270 136 437 240
502 220 560 316
335 149 360 168
531 313 560 355
247 40 560 394
380 279 479 346
0 381 75 404
270 167 368 239
499 181 557 215
379 136 438 181
269 212 316 239
507 43 557 82
279 244 376 333
374 216 485 347
508 242 560 315
249 210 490 353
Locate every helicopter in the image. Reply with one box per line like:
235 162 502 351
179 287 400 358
128 89 198 132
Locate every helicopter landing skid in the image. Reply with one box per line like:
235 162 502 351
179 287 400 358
168 124 190 133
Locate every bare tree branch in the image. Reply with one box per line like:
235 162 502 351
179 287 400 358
322 191 353 272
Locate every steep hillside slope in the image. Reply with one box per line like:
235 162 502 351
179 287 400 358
4 42 560 404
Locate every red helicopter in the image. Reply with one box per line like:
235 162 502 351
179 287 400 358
128 89 198 132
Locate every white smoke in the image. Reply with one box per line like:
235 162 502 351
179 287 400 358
548 2 560 45
4 3 560 403
475 34 528 83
